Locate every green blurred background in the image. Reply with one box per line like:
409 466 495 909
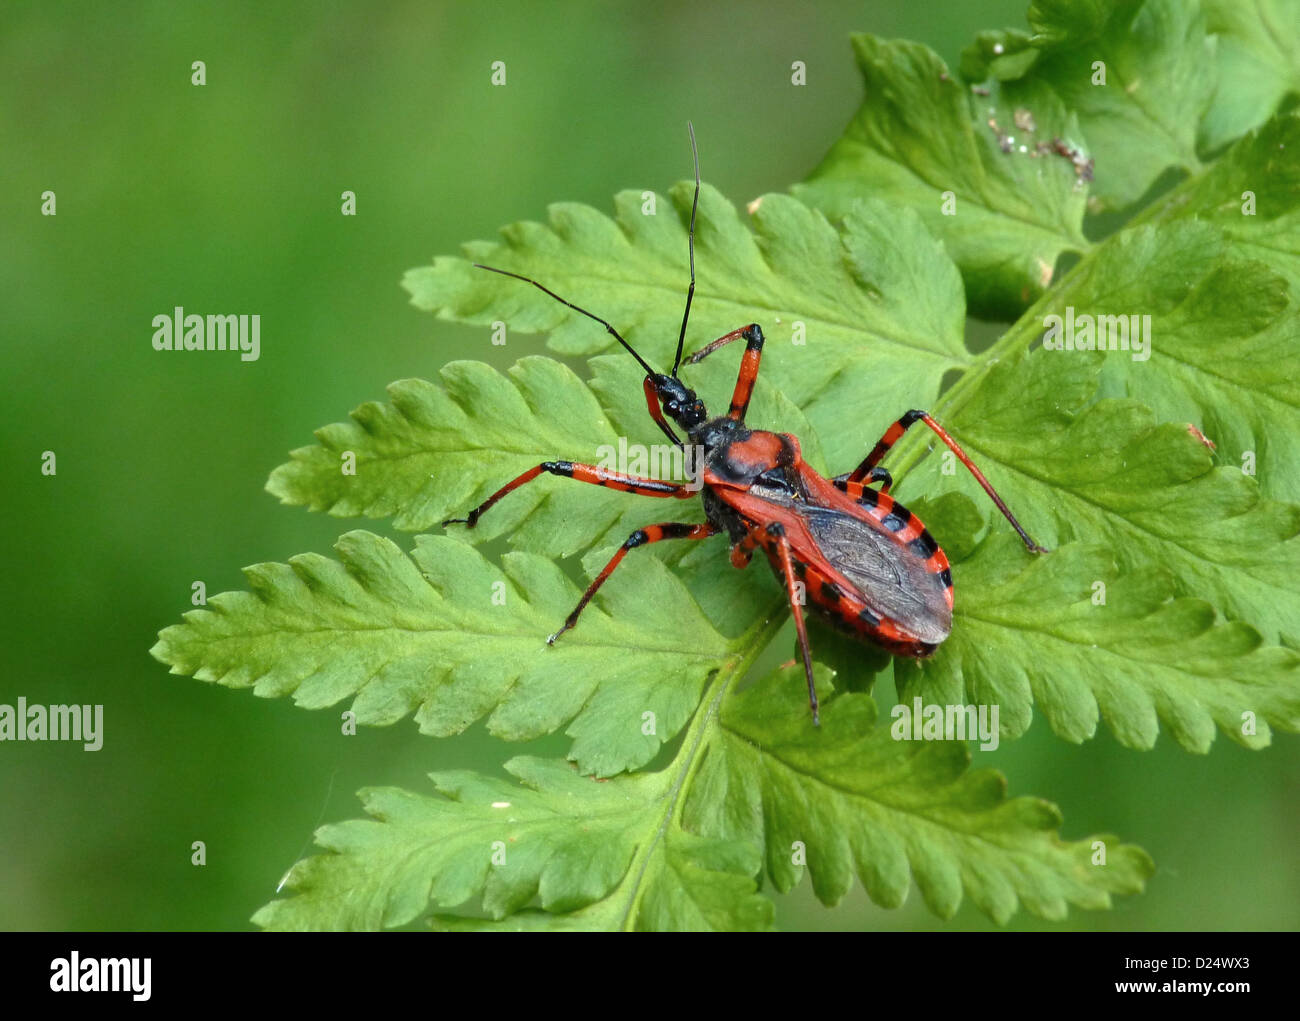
3 0 1296 931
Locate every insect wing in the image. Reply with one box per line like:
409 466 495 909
792 502 951 645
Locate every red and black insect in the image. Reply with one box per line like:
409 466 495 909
444 124 1047 724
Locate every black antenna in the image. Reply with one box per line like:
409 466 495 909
671 121 700 378
472 264 658 379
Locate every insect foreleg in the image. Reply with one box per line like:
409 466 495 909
684 324 765 421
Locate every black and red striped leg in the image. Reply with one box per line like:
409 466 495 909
548 522 719 643
442 461 693 528
764 522 820 726
728 528 761 569
841 409 1048 553
642 377 684 446
832 465 894 493
684 324 765 421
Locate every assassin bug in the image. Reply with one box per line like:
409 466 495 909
443 123 1047 725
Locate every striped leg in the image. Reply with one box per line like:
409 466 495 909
729 528 762 569
547 522 718 643
840 410 1048 553
764 522 820 726
442 461 694 528
642 377 683 446
832 465 894 493
684 324 765 421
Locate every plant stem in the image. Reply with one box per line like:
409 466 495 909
616 604 785 930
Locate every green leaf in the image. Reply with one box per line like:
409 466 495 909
889 330 1300 647
969 2 1300 195
1027 0 1113 45
1068 220 1299 505
960 29 1040 82
1129 116 1300 500
897 535 1300 752
796 35 1090 317
150 530 731 776
255 141 1300 773
257 655 1153 930
687 665 1153 922
161 15 1300 929
1200 0 1300 152
1139 112 1300 299
403 185 972 472
960 0 1214 210
254 757 772 932
265 356 707 556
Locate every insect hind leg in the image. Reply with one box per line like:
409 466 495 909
832 465 893 493
842 410 1048 553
